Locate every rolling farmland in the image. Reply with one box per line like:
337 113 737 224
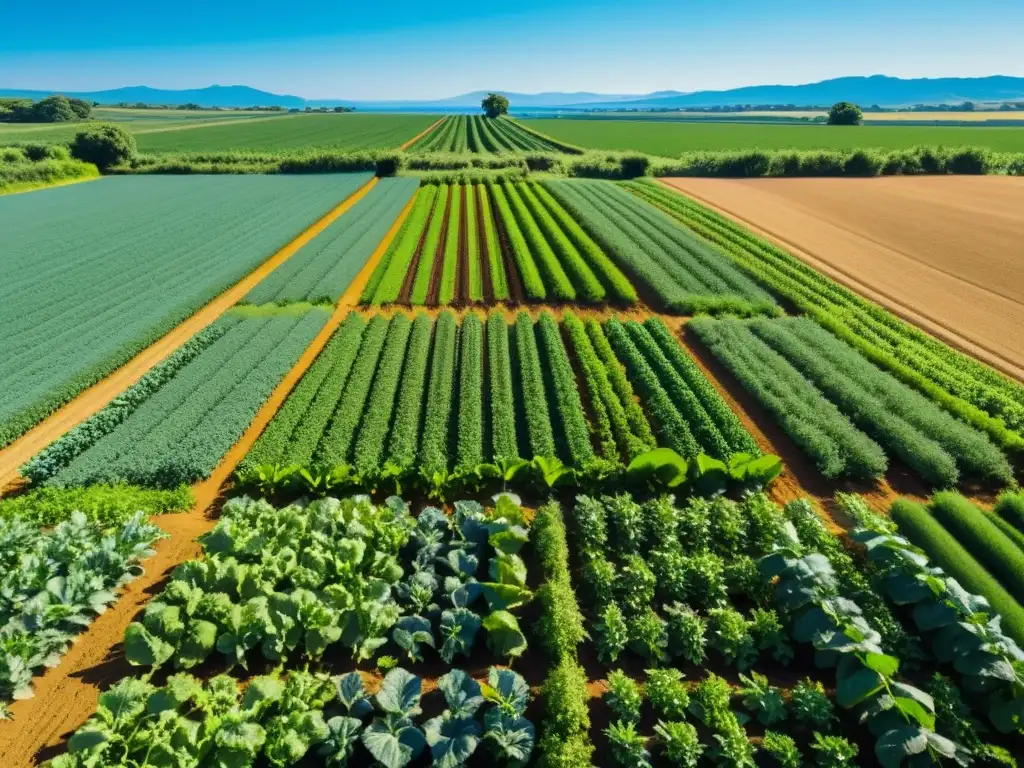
1 129 1023 768
521 117 1024 153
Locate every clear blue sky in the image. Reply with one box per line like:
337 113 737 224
3 0 1022 99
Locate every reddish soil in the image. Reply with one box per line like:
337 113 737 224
476 186 495 303
456 185 470 305
425 191 453 306
0 178 378 495
662 176 1024 382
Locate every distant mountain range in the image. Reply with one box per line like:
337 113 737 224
3 75 1023 110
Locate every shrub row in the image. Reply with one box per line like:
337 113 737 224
363 185 436 303
584 319 657 451
385 314 434 471
487 312 519 463
514 312 556 459
419 311 459 475
489 183 546 299
536 312 594 466
455 313 484 470
501 182 575 300
352 315 412 475
410 184 450 304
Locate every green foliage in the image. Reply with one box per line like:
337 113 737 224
738 671 787 725
0 511 165 705
762 731 802 768
536 312 594 465
538 659 593 767
645 668 689 721
367 185 438 303
353 315 413 476
690 316 887 479
455 313 484 471
654 720 702 767
928 491 1024 596
811 733 858 767
890 498 1024 644
994 489 1024 533
0 483 192 527
605 670 643 723
827 102 864 126
482 94 510 118
534 502 588 662
419 311 459 477
605 720 651 767
70 122 136 169
791 679 836 731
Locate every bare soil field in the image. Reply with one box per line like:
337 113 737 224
662 176 1024 381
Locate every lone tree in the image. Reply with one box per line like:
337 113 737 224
33 95 77 122
70 123 136 170
827 101 863 126
482 92 509 118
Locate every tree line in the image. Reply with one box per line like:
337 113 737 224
0 95 92 123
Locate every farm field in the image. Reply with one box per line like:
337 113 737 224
134 112 439 153
521 117 1024 153
1 167 1023 768
407 115 574 153
0 173 371 450
0 108 292 145
556 109 1024 123
660 176 1024 380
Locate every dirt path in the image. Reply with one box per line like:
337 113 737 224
660 176 1024 382
399 117 446 152
0 177 377 495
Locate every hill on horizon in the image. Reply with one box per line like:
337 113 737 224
3 75 1023 111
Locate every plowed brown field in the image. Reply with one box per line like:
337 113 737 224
661 176 1024 382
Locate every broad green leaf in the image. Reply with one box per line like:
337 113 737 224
362 714 425 768
424 714 482 768
123 623 175 668
437 669 484 718
482 611 527 660
375 668 422 718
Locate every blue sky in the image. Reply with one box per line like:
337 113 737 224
3 0 1022 99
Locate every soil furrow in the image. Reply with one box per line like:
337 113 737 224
456 185 470 306
477 186 495 303
397 199 435 305
426 191 453 306
490 191 525 304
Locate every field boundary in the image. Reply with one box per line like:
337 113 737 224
338 191 418 308
132 113 300 135
0 176 379 494
657 178 1024 383
400 116 446 151
0 172 101 197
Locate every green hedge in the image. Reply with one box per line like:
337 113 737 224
994 490 1024 534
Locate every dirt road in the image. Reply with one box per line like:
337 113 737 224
662 176 1024 382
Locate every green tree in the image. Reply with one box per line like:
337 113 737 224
482 92 510 118
68 98 92 120
826 101 863 125
70 123 136 170
33 95 76 122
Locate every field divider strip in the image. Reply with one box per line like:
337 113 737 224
0 175 378 494
400 116 446 151
338 191 417 308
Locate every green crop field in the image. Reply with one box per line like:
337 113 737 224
0 173 369 448
521 117 1024 154
134 112 438 153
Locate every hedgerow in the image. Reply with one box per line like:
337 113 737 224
315 315 390 466
0 483 193 527
689 317 887 479
353 315 412 476
891 499 1024 645
487 312 520 463
419 310 459 475
514 312 556 459
455 313 484 470
536 311 594 466
928 491 1024 598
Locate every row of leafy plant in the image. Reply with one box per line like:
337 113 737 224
27 308 328 489
362 180 635 306
543 178 779 316
237 309 776 500
408 115 573 155
690 315 1013 487
624 179 1024 452
0 510 165 713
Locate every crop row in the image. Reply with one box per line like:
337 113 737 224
245 177 418 305
34 308 329 488
543 178 778 315
0 173 372 449
408 114 573 154
691 315 1013 487
362 180 636 306
624 179 1024 450
242 310 752 485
